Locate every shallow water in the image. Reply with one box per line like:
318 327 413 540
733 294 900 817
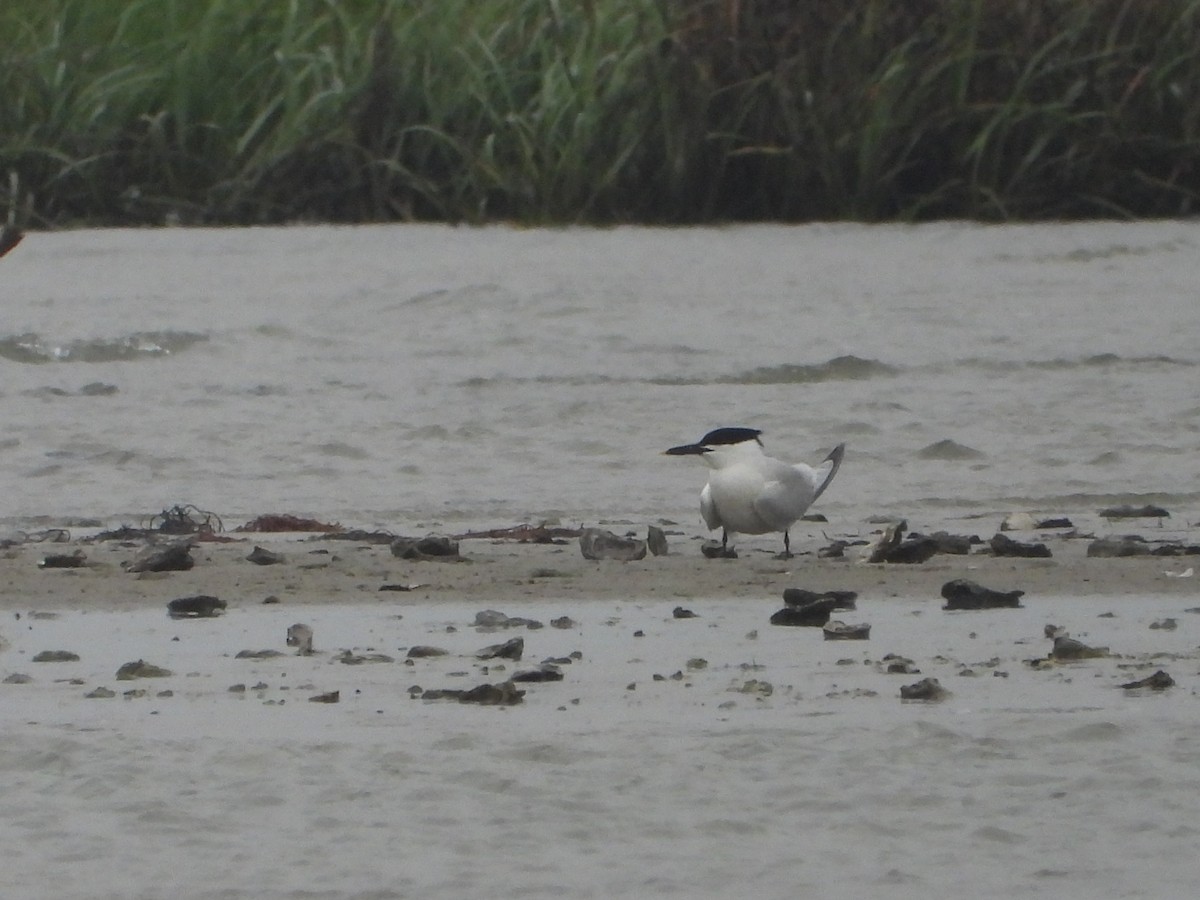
2 221 1198 534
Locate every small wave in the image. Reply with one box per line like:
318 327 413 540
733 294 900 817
729 355 900 385
0 330 208 363
950 353 1194 373
917 439 985 461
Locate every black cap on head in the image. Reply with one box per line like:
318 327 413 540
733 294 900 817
698 427 762 447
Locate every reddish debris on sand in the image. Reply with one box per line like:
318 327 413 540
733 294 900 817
0 225 22 259
234 514 344 533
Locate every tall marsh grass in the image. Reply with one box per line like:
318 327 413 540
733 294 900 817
2 0 1198 226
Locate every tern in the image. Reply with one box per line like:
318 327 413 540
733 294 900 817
665 427 845 557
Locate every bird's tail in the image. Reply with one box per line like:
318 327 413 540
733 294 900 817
810 443 845 502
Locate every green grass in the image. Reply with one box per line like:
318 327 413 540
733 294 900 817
1 0 1198 226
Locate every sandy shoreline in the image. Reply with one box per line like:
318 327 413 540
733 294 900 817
3 516 1198 615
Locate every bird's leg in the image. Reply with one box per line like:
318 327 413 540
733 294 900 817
721 529 729 552
779 530 793 560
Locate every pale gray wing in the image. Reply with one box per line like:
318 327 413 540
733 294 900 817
699 482 722 531
754 443 845 527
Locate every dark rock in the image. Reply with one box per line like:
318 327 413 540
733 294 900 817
700 540 737 559
1120 670 1174 690
941 578 1024 610
672 606 698 619
882 654 920 674
646 525 669 556
511 665 565 683
818 540 848 558
899 677 947 700
550 616 577 629
124 540 195 573
867 520 938 564
39 551 87 569
783 588 857 610
32 650 80 663
474 609 542 629
1099 504 1170 519
1149 543 1200 556
579 528 647 561
1149 618 1177 631
406 645 449 658
246 545 284 565
476 637 524 661
4 673 33 684
390 535 461 560
990 533 1052 558
1050 636 1109 660
823 620 871 640
1086 537 1150 558
1036 517 1074 529
308 690 340 703
770 599 836 627
116 659 172 680
167 595 226 618
85 686 116 699
923 531 976 555
459 681 524 705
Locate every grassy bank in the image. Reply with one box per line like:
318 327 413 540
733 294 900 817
2 0 1198 226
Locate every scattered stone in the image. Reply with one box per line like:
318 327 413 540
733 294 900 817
686 657 708 670
123 688 148 699
406 645 449 658
899 677 947 701
1149 618 1177 631
1120 670 1174 690
4 673 32 684
1049 636 1109 660
818 540 848 558
476 637 524 661
286 623 314 654
990 533 1052 558
32 650 80 663
38 550 87 568
246 545 285 565
550 616 577 629
882 654 920 674
390 534 461 560
337 650 394 665
646 525 669 556
459 681 525 705
579 528 647 561
124 539 196 573
941 578 1024 610
167 595 226 618
672 606 698 619
85 686 116 699
378 582 428 592
1086 537 1150 558
308 690 340 703
823 620 871 640
1044 624 1068 639
701 540 737 559
511 666 565 683
783 588 857 610
229 683 247 693
919 531 976 555
770 599 837 627
474 610 542 629
116 659 172 680
235 649 285 659
1099 504 1170 519
867 520 938 564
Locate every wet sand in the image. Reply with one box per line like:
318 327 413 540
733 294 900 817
3 523 1199 900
